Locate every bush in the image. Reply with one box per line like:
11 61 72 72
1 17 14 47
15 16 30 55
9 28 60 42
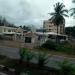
56 42 75 54
19 48 27 64
57 60 75 75
24 50 34 67
41 40 75 55
36 52 49 69
41 40 57 50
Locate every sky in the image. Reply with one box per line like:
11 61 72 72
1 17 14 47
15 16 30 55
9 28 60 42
0 0 75 28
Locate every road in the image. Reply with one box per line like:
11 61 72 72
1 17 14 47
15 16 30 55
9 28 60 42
0 46 75 68
0 46 20 59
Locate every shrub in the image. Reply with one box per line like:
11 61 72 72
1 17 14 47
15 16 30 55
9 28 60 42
41 40 75 55
24 50 34 67
57 60 75 75
56 42 75 54
37 52 49 69
19 48 27 64
41 40 57 50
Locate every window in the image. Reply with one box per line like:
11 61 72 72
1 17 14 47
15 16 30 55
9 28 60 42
38 36 42 40
12 29 15 32
8 29 11 32
49 29 51 31
18 31 21 33
49 25 51 27
4 28 6 32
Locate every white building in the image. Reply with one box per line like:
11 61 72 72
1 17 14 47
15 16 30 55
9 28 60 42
24 31 68 48
43 20 64 34
0 26 25 41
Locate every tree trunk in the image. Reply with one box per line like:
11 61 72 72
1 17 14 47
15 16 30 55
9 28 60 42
63 24 65 34
56 25 58 43
60 25 61 34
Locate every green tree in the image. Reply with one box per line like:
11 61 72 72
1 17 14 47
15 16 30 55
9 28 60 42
49 2 68 42
65 26 75 38
70 0 75 18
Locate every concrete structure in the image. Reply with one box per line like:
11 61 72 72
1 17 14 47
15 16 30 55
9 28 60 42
0 26 25 41
43 20 64 34
24 32 44 47
35 32 68 45
24 31 68 48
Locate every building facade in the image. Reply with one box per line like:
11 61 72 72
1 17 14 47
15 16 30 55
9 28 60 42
0 26 25 41
43 20 64 34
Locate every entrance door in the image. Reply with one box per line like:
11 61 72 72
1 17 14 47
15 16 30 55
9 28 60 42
25 37 31 43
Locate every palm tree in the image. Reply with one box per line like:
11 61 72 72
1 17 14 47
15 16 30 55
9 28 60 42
70 0 75 17
49 2 68 42
73 0 75 2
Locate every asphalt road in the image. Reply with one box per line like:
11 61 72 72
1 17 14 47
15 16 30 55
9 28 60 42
0 46 75 68
0 46 20 59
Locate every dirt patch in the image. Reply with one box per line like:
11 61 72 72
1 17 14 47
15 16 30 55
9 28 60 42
0 40 34 49
0 40 25 48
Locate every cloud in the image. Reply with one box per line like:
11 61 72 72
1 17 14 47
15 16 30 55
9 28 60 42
0 0 75 28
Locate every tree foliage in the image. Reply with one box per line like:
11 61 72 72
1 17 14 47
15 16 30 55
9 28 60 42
70 0 75 17
65 26 75 38
0 16 16 27
49 2 68 34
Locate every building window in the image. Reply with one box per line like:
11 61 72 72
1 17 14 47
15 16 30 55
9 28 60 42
4 28 6 32
38 36 42 40
12 30 15 32
49 25 52 27
48 29 51 31
8 29 11 32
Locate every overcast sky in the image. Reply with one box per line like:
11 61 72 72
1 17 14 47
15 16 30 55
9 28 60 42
0 0 75 28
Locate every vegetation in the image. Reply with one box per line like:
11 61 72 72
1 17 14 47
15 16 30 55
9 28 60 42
41 40 57 50
36 52 49 69
70 0 75 18
0 16 16 27
1 48 75 75
0 51 59 75
19 48 27 64
22 25 31 31
58 60 75 75
24 50 34 67
41 40 75 55
49 2 68 35
65 26 75 38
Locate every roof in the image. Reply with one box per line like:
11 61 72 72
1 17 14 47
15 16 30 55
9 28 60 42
25 32 35 36
35 32 67 36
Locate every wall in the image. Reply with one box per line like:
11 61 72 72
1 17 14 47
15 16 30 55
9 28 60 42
43 20 64 34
